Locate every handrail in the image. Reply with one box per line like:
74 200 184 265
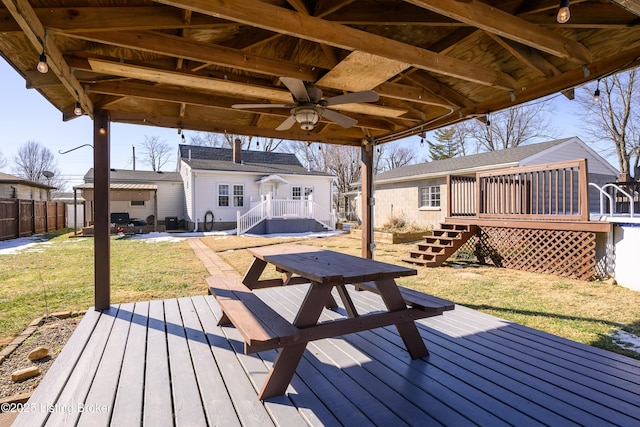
237 199 335 235
589 183 635 217
588 183 615 216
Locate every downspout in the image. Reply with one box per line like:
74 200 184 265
193 171 198 231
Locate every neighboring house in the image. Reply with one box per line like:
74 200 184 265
353 137 619 229
0 171 55 201
178 141 335 233
78 169 185 228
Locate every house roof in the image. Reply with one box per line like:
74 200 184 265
83 169 182 183
178 144 332 177
372 138 574 183
0 171 56 190
75 183 158 191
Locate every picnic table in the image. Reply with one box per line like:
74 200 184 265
208 244 454 399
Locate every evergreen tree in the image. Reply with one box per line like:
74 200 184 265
428 127 458 160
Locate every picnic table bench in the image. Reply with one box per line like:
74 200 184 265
208 245 455 400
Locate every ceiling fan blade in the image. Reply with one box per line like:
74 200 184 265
280 77 310 102
232 103 290 109
322 109 358 128
275 115 297 131
323 90 379 106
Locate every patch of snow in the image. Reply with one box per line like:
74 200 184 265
0 235 49 255
610 329 640 355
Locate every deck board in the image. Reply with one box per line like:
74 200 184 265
14 287 640 427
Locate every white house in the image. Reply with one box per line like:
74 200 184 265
0 171 55 201
354 137 619 229
78 141 336 234
178 141 335 233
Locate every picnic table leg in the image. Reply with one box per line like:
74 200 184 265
374 278 429 359
242 258 267 289
258 282 334 400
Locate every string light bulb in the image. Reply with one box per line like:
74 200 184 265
593 79 601 103
557 0 570 24
181 133 186 143
37 52 48 73
73 101 82 116
419 132 425 147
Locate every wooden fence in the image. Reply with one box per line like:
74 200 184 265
0 198 66 241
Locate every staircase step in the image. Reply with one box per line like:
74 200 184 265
402 257 439 266
421 241 453 249
440 223 471 231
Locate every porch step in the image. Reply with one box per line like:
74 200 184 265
404 224 477 267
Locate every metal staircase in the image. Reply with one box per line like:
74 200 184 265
403 223 477 267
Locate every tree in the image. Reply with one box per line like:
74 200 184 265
140 135 172 171
577 70 640 179
0 150 7 170
13 140 65 193
428 127 459 160
461 100 556 151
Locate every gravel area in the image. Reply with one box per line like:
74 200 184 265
0 317 79 399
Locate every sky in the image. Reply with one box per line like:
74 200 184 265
0 57 595 191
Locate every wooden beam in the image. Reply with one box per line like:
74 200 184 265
1 0 94 115
152 0 518 90
83 58 407 118
66 30 317 81
93 110 110 311
406 0 592 64
611 0 640 16
374 82 456 108
361 143 374 259
487 34 561 78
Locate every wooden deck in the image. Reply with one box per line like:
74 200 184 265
14 286 640 426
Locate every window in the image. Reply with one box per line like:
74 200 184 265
292 186 302 200
218 184 229 207
420 186 440 208
130 200 145 207
233 185 244 207
292 186 313 200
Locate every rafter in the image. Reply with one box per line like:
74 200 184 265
65 30 318 81
604 1 640 17
1 0 93 117
405 0 592 64
151 0 518 90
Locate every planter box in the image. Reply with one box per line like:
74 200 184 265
349 228 430 244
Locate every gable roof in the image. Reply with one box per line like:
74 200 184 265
372 138 577 184
83 169 182 183
178 144 331 177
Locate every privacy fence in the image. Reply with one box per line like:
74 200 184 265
0 198 66 241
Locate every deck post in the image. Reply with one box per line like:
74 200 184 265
94 110 111 311
361 142 374 259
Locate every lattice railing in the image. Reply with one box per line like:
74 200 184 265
468 226 596 280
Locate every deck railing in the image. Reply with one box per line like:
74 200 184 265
448 159 589 221
236 198 335 235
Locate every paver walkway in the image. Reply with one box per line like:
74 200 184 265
187 238 241 278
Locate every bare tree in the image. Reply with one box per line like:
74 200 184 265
577 70 640 179
0 150 7 170
13 140 65 193
250 137 284 152
463 100 557 151
379 143 420 171
189 132 251 149
140 135 172 171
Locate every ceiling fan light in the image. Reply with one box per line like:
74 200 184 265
294 107 321 131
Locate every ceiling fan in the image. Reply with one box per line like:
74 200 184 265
231 77 379 131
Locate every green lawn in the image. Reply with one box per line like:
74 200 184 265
1 230 639 361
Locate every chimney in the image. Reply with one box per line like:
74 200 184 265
233 138 242 163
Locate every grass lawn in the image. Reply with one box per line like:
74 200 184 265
1 230 639 361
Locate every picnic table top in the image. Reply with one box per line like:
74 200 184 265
247 245 417 284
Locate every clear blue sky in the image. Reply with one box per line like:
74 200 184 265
0 58 594 190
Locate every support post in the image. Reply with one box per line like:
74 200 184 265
94 110 111 311
361 143 374 259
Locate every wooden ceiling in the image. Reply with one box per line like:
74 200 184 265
2 0 640 146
